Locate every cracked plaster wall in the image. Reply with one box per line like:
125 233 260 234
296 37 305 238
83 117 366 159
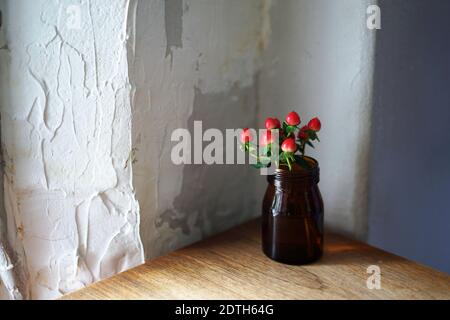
0 0 143 299
0 0 271 299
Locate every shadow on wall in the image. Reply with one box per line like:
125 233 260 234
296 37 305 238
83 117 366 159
156 86 263 255
258 0 376 240
130 0 267 259
368 0 450 273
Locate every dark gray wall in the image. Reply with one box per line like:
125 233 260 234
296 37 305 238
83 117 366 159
368 0 450 273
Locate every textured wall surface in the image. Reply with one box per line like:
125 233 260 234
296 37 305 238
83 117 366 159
368 0 450 273
0 0 143 299
259 0 376 239
0 0 384 300
0 0 271 299
130 0 270 258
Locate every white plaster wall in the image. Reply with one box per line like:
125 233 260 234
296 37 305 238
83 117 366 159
259 0 376 239
0 0 378 299
131 0 271 258
0 0 143 299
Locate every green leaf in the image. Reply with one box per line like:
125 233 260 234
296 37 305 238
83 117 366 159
248 143 258 151
252 162 269 169
259 145 269 156
259 155 272 166
284 125 298 138
306 140 315 148
308 131 318 141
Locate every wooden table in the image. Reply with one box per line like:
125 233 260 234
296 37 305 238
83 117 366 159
62 219 450 300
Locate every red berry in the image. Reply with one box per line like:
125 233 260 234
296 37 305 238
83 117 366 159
298 126 309 140
265 117 281 130
308 117 321 131
285 111 301 126
240 128 253 143
281 138 297 153
259 130 273 146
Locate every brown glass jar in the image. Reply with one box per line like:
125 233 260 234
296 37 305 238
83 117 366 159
262 157 324 265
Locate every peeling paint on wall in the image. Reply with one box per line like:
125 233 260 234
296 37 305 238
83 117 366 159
131 0 269 258
0 243 22 299
164 0 183 58
153 85 261 254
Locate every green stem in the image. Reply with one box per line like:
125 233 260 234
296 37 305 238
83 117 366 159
286 153 292 171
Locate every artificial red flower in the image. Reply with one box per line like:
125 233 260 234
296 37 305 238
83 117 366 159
308 117 321 132
281 138 297 153
285 111 301 126
260 130 273 146
240 128 253 143
265 117 281 130
298 126 309 140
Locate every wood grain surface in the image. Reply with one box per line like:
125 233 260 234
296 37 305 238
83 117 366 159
62 219 450 300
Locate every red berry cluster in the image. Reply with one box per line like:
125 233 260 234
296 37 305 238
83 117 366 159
241 111 321 170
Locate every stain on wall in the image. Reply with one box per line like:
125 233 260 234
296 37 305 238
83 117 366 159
155 85 262 254
164 0 183 58
130 0 269 258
